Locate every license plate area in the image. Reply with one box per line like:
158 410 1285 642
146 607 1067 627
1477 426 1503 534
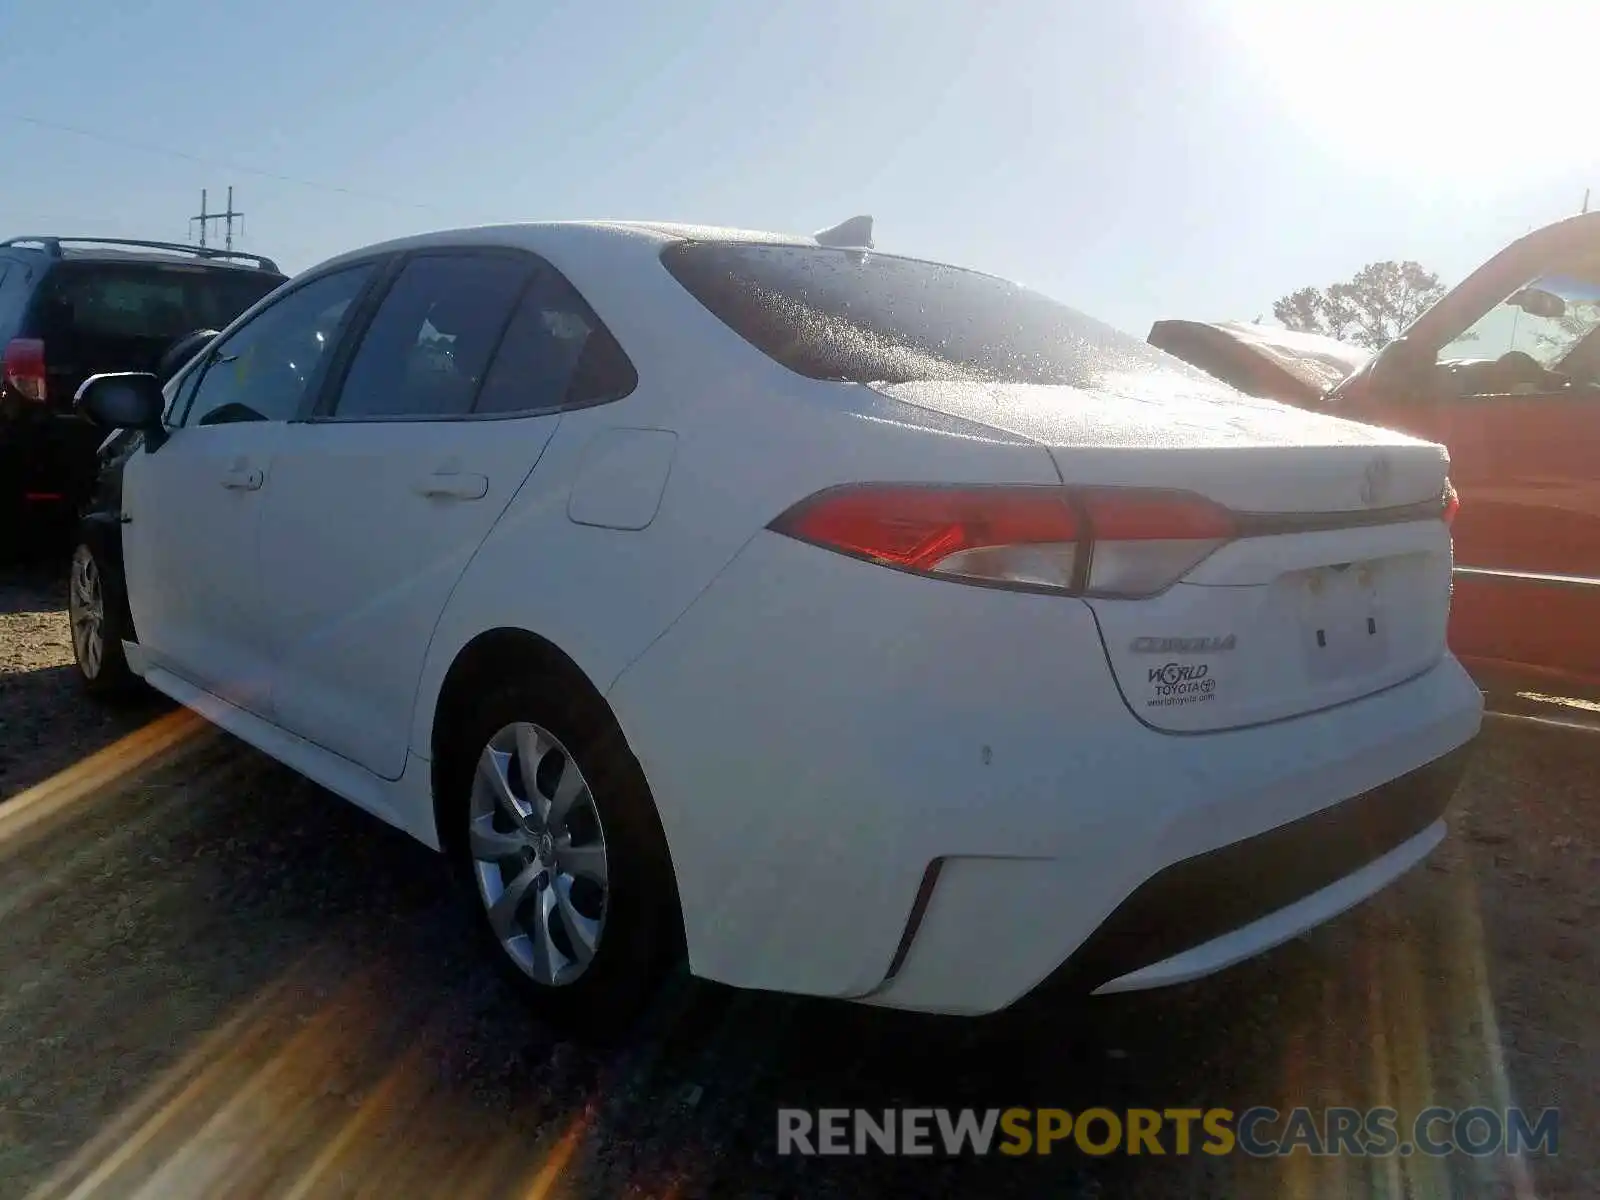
1296 560 1389 681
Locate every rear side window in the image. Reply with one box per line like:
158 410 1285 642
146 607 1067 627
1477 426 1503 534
0 261 32 338
660 241 1191 387
473 265 637 415
34 263 283 344
330 253 534 419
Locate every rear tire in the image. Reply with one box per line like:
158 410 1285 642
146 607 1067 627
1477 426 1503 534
441 676 683 1039
68 541 139 700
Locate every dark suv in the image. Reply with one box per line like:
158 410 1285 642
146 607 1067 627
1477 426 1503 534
0 236 286 540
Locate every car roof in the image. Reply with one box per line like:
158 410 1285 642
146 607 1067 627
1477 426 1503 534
301 218 1028 298
597 220 819 246
0 237 283 275
307 219 817 270
59 246 268 266
36 250 282 277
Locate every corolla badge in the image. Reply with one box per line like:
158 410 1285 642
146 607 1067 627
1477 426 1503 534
1129 635 1236 654
1360 454 1393 507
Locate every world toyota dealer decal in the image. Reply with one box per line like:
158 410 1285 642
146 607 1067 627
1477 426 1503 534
1145 662 1217 708
1127 635 1232 708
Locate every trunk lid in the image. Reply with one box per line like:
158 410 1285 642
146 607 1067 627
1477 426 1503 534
871 378 1447 512
870 378 1453 732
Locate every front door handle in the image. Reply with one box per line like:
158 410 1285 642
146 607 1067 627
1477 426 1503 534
220 466 264 491
414 471 489 501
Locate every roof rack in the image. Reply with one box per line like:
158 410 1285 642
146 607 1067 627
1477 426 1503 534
0 236 280 274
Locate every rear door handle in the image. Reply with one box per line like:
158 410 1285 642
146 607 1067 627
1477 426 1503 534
414 471 489 501
220 467 264 491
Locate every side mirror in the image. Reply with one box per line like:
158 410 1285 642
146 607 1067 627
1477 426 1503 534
75 372 168 449
1508 286 1566 320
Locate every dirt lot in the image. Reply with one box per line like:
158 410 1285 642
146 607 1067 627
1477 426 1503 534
0 558 1594 1198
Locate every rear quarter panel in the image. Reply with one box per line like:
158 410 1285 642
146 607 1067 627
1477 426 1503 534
404 231 1058 784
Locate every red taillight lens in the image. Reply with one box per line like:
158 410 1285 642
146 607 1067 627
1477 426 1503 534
772 484 1081 589
1442 479 1459 526
769 484 1235 597
1080 489 1235 541
3 338 47 403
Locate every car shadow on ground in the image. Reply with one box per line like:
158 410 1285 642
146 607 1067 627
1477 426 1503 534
4 724 1580 1199
0 563 66 615
0 664 170 801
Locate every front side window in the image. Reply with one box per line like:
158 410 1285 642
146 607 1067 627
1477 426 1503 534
180 265 373 426
163 353 206 425
329 253 533 419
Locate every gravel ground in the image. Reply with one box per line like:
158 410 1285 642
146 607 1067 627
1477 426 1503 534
0 558 1593 1198
0 565 166 799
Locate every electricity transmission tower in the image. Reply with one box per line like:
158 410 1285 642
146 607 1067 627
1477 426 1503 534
190 187 245 250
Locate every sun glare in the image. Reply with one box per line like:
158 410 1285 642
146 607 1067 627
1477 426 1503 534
1212 0 1598 185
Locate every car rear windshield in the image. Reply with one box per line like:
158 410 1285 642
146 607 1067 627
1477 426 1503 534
37 262 285 343
660 241 1183 387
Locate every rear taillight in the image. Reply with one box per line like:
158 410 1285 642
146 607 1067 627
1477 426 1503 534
3 339 46 403
1077 488 1234 596
1442 478 1459 526
769 484 1236 598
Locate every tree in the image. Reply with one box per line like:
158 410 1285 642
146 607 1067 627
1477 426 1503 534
1272 261 1447 350
1532 300 1600 361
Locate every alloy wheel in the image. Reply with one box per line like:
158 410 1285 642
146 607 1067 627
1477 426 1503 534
469 721 610 986
69 546 106 680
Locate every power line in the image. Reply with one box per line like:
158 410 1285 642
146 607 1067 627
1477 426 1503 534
2 111 445 214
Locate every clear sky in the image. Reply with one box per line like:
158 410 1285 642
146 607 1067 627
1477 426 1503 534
1 0 1593 337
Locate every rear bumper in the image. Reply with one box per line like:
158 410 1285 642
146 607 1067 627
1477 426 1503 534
1051 741 1471 995
860 708 1476 1015
609 533 1484 1015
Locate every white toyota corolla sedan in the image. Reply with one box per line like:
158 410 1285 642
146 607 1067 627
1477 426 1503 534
69 217 1483 1034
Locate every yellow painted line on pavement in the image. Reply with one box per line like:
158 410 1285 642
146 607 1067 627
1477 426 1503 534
520 1108 592 1200
0 708 208 856
118 969 384 1200
25 958 310 1200
274 1038 438 1200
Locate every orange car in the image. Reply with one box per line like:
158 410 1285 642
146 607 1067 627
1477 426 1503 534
1152 213 1600 697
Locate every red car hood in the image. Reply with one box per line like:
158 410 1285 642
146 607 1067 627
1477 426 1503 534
1148 319 1372 405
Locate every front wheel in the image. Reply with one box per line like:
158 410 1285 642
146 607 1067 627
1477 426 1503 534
446 680 682 1037
68 541 138 699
